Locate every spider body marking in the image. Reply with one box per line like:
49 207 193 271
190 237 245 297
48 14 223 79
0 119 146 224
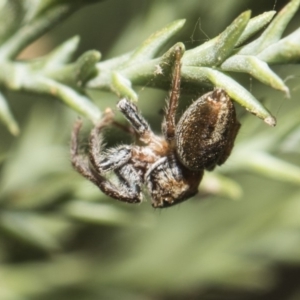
71 45 240 208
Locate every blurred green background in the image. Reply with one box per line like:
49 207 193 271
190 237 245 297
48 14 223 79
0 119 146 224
1 0 300 299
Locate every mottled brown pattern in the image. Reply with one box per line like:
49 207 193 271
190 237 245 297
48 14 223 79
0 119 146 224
176 89 240 171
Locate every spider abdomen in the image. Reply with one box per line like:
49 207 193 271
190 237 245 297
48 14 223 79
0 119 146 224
175 89 240 171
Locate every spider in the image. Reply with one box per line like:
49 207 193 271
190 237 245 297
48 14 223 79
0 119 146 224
71 45 240 208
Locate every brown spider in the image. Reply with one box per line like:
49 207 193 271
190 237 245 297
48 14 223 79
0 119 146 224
71 46 240 208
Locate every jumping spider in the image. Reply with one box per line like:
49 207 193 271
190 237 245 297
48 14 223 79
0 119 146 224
71 46 240 208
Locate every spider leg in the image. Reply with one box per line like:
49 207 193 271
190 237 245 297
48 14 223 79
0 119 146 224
71 118 142 203
117 98 155 144
89 126 132 173
115 164 142 199
88 120 142 203
167 153 183 181
161 45 183 142
70 119 102 186
89 163 142 203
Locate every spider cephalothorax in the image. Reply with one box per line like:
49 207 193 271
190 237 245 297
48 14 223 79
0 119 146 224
71 46 240 208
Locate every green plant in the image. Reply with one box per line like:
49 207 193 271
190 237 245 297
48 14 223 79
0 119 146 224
0 0 300 299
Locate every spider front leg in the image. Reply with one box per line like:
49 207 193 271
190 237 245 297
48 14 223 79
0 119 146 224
88 120 143 203
71 115 142 203
117 98 165 145
116 98 152 142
